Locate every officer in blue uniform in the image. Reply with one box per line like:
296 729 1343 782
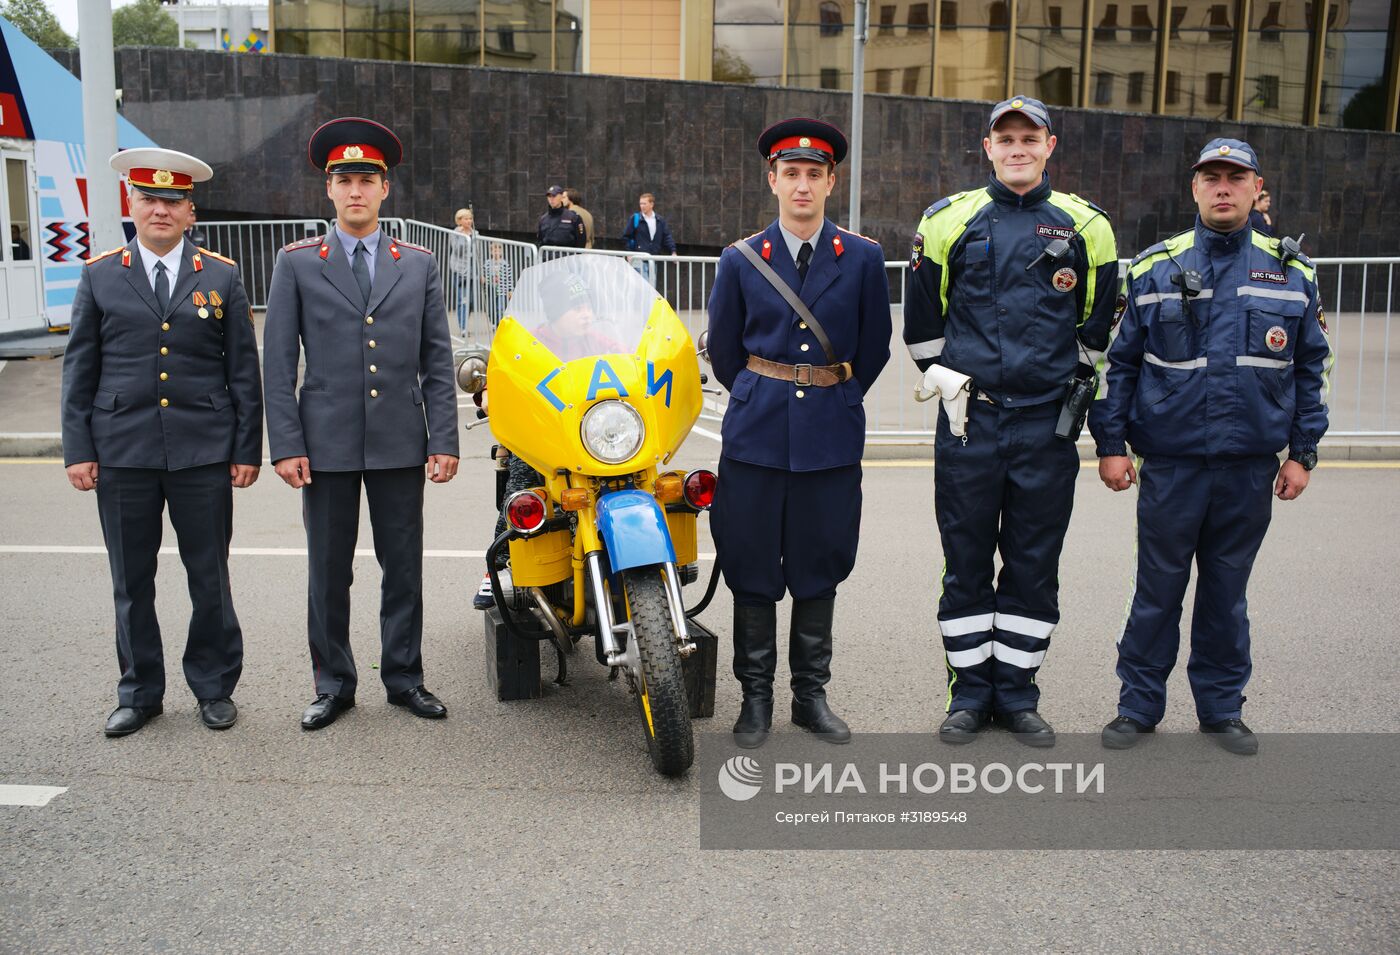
707 118 892 749
905 96 1120 747
264 118 460 730
1090 139 1332 755
62 148 263 736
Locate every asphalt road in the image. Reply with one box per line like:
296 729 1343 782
2 448 1398 952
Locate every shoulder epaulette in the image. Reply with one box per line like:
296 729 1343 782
198 247 236 266
835 224 879 245
86 247 125 266
741 229 764 243
283 235 325 252
392 239 431 254
923 193 967 218
1066 192 1110 217
1131 229 1191 266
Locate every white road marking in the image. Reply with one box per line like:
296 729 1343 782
0 785 67 807
0 545 716 559
690 425 722 442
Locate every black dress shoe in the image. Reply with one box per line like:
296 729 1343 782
388 685 447 719
998 709 1056 748
1102 715 1154 749
105 704 162 737
198 698 238 730
301 693 355 731
733 697 773 749
792 697 851 744
1200 718 1258 755
938 709 990 744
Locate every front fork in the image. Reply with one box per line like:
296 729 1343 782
585 552 695 669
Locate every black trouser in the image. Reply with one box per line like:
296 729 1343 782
95 463 243 707
302 467 426 697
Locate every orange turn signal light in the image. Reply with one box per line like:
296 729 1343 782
654 473 684 504
559 487 591 511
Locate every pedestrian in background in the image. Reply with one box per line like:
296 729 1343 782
622 192 676 286
563 188 595 249
449 207 478 333
481 241 515 329
1249 189 1275 236
537 184 586 248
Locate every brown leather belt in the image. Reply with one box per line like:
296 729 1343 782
747 355 853 388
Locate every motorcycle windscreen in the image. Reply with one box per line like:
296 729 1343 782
504 255 657 362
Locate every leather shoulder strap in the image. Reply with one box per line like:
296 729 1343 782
731 239 837 365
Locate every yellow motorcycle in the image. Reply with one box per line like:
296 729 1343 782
458 255 720 777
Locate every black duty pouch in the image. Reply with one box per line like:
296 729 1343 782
1055 371 1099 440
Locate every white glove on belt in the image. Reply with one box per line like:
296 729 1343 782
914 364 974 437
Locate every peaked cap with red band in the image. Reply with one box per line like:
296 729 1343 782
308 117 404 174
110 147 213 200
757 117 848 166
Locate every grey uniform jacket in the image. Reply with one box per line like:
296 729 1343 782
262 232 459 471
61 237 263 469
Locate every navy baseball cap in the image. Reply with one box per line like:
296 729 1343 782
545 185 565 196
989 95 1052 132
1191 138 1260 173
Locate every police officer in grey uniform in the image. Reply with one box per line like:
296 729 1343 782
263 118 460 730
62 147 263 736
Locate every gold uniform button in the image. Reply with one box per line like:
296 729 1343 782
159 398 169 408
795 389 805 399
366 316 374 325
368 340 377 349
161 322 170 331
369 364 377 374
799 322 808 329
800 343 810 352
160 347 169 356
370 389 379 398
160 372 168 381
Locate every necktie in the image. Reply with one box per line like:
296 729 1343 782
153 260 169 314
796 241 813 283
352 240 372 304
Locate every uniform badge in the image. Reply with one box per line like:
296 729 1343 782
389 243 401 261
215 308 223 320
1113 293 1127 327
761 239 772 262
1317 306 1329 334
319 244 330 260
1266 325 1288 352
910 233 924 271
209 290 223 307
1052 267 1077 292
832 234 844 257
121 249 132 268
191 253 203 272
193 291 209 319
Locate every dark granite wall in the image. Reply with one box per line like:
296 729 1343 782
56 47 1400 258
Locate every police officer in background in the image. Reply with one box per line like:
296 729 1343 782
537 185 586 248
707 118 892 749
905 96 1119 748
264 118 460 731
62 148 263 736
1090 139 1332 756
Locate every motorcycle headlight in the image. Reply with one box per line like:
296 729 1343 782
580 400 645 465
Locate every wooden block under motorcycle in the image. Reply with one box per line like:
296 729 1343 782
682 618 718 719
484 606 542 701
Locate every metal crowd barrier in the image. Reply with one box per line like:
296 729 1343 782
190 220 1400 437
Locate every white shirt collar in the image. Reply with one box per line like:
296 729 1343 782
136 239 184 291
777 220 823 266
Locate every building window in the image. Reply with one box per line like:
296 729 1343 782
940 1 957 31
1095 3 1119 41
497 25 515 52
1048 6 1062 35
1127 70 1145 103
875 67 892 92
908 3 930 31
902 66 922 95
1208 3 1231 39
1130 4 1153 42
1258 74 1280 109
1169 5 1185 39
819 1 843 36
821 67 840 88
1037 66 1073 104
1206 72 1224 104
1165 69 1181 104
1094 71 1113 104
1260 1 1282 40
878 4 896 34
989 2 1009 28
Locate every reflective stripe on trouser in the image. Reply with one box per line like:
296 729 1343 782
1116 456 1276 726
934 400 1078 713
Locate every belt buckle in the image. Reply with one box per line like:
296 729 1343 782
793 363 814 387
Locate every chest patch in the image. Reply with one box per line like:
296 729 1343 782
1266 325 1289 352
1052 267 1077 292
1036 224 1075 241
1250 269 1288 284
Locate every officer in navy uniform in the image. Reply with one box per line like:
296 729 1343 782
707 118 892 749
536 185 586 248
905 96 1120 747
62 148 263 736
263 118 460 731
1090 139 1332 755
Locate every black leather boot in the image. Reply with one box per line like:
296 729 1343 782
732 603 777 749
789 598 851 744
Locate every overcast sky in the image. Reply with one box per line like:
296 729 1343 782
46 0 265 38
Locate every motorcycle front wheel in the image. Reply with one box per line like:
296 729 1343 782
621 567 695 777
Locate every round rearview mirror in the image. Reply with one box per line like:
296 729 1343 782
696 329 710 365
456 355 488 394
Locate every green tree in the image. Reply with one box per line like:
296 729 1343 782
712 45 756 84
112 0 180 47
0 0 76 49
